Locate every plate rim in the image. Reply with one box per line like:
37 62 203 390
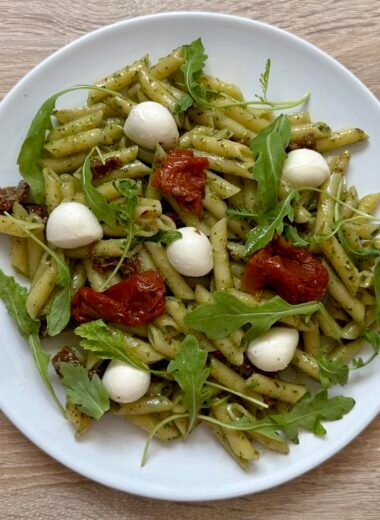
0 10 379 501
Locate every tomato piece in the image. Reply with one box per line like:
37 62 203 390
152 149 208 215
71 270 166 326
242 236 329 304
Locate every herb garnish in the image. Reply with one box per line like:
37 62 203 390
60 362 110 420
0 269 64 413
184 291 320 343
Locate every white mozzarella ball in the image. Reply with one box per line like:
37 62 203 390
282 148 330 188
102 360 151 404
247 327 299 372
46 202 103 249
166 226 213 277
123 101 179 150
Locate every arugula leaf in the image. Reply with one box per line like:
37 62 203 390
0 269 40 337
167 335 210 433
136 229 182 245
18 84 121 203
244 190 299 255
352 330 380 369
338 227 379 258
374 262 380 324
184 291 320 342
178 39 310 113
269 391 355 443
74 319 147 371
98 179 139 290
176 38 209 112
60 362 110 420
0 269 64 413
283 225 311 247
318 355 349 389
81 150 116 228
250 114 291 213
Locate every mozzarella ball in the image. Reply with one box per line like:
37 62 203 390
282 148 330 188
166 226 213 277
46 202 103 249
247 327 299 372
123 101 179 150
102 360 151 404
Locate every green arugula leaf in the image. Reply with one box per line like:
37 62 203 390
46 284 72 337
352 330 380 369
81 150 116 228
0 269 40 337
177 38 209 112
374 262 380 324
18 84 121 203
283 225 311 247
184 291 320 342
179 39 310 112
167 335 210 433
269 391 355 443
318 355 349 389
74 319 147 371
0 270 64 413
136 229 182 245
244 190 299 256
59 362 110 420
174 93 194 114
250 114 291 213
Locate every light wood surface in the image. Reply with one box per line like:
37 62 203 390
0 1 379 518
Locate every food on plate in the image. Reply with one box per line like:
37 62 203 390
0 38 378 469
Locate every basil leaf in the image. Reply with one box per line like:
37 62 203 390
318 355 349 389
167 335 210 433
269 391 355 443
184 290 320 341
250 114 291 213
81 151 116 228
60 362 110 420
74 319 147 371
244 190 299 256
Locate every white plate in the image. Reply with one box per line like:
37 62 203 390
0 12 379 501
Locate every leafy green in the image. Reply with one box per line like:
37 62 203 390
136 229 182 245
175 38 209 113
0 269 64 413
18 84 121 203
0 269 40 337
81 150 116 228
352 330 380 369
244 190 299 255
99 179 139 290
167 335 210 433
318 355 349 389
250 114 291 213
60 362 110 420
283 225 311 247
74 319 147 371
337 227 379 258
374 262 380 324
268 391 355 443
177 39 310 113
200 391 355 444
184 291 320 342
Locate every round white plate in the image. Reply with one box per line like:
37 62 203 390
0 12 379 501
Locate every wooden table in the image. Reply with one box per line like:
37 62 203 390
0 1 379 518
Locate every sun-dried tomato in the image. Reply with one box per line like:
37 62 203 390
92 256 140 278
151 149 208 215
71 270 166 326
242 236 329 304
90 156 122 180
0 181 29 214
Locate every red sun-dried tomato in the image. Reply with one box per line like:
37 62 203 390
71 270 166 326
242 236 329 304
151 149 208 215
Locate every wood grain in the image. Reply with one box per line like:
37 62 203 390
0 1 379 518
